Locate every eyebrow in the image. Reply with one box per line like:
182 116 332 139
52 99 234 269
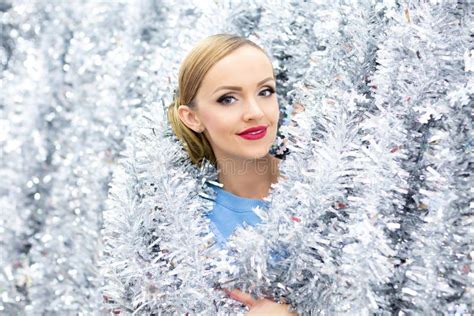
212 77 275 95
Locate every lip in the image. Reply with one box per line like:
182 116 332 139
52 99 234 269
237 125 267 135
237 125 267 140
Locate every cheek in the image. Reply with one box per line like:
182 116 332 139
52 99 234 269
201 110 238 136
268 101 280 124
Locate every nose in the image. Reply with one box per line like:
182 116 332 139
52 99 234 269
242 96 264 121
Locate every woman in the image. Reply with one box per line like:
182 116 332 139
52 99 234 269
101 33 325 315
101 5 473 312
169 33 296 315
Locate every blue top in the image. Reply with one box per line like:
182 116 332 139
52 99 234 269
206 185 269 248
204 183 290 266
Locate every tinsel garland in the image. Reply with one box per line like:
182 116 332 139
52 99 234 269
99 1 472 315
1 0 471 314
368 1 473 313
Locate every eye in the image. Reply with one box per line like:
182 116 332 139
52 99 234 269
217 95 236 105
216 86 276 106
261 86 275 97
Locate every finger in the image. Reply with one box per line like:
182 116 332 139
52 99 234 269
224 288 257 307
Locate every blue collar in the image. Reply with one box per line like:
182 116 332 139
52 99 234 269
210 184 270 212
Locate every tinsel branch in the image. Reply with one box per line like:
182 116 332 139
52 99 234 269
369 1 472 313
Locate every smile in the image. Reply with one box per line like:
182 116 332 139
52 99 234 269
238 128 267 140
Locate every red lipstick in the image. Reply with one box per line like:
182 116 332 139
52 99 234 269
237 125 267 140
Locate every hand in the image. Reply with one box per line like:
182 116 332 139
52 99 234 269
224 288 297 316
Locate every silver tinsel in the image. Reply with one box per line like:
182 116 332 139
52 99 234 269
368 1 473 313
99 1 472 315
1 0 472 315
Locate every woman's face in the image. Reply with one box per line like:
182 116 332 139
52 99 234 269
179 45 280 164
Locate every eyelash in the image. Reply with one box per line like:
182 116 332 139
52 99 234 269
217 87 276 105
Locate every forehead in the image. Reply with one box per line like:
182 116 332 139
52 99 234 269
200 46 274 93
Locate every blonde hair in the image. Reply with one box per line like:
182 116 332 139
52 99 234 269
167 33 273 167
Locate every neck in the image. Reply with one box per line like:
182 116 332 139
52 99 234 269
216 153 281 200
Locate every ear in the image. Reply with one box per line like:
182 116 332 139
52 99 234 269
177 105 204 133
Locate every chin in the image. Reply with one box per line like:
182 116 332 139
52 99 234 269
243 144 273 160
